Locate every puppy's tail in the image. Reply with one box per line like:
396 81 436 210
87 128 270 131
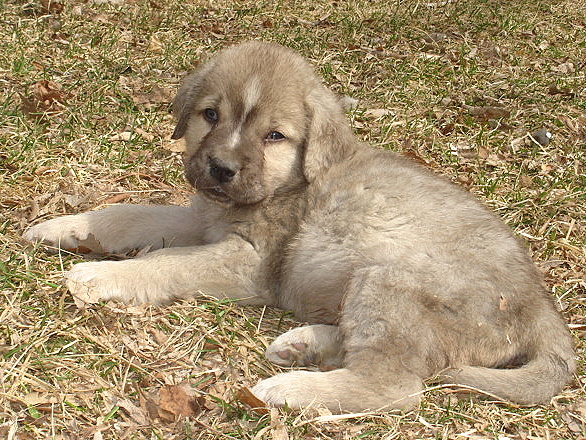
443 351 575 405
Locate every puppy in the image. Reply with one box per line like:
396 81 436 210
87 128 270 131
24 41 575 413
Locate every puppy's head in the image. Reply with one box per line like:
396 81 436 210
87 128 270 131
172 41 355 206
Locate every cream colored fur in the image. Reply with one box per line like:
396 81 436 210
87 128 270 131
24 41 575 413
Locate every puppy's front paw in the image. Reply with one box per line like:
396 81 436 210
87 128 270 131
24 215 103 253
65 261 132 306
65 260 174 306
266 325 343 369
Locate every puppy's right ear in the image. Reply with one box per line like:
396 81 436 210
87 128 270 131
171 63 213 140
303 86 356 182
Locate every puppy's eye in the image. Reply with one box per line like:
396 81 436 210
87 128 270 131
203 108 219 124
266 131 285 141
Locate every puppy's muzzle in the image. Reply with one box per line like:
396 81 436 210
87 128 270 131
209 157 238 184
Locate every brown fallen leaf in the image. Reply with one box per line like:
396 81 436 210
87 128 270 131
137 388 160 420
116 398 149 425
101 193 131 205
162 138 187 152
41 0 65 14
21 80 68 118
148 35 164 54
363 108 393 119
236 387 269 415
64 245 94 255
132 85 175 108
158 383 204 422
466 105 510 121
485 153 506 167
548 83 575 97
34 166 58 176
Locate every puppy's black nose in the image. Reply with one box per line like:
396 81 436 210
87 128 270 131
209 158 237 183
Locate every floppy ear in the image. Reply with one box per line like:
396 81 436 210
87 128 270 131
171 61 215 140
303 86 357 182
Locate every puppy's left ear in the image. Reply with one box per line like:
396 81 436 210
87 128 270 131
171 62 214 140
303 86 357 182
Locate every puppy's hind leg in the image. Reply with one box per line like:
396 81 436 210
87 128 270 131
252 367 422 413
253 266 430 412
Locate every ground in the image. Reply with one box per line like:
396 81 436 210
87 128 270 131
0 0 584 439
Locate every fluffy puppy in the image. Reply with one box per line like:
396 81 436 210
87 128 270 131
24 41 575 413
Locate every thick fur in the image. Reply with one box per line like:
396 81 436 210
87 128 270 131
24 41 575 413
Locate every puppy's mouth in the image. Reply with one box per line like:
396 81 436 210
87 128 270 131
200 186 232 204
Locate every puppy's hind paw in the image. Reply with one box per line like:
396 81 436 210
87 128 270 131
251 372 312 409
266 324 343 369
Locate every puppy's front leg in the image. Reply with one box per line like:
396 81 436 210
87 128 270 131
64 236 270 306
24 203 206 255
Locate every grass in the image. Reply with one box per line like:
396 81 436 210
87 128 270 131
1 0 585 438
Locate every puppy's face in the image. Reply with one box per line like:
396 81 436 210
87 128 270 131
173 43 318 206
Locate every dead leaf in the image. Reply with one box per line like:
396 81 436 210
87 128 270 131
23 392 59 406
162 138 186 152
70 289 98 309
148 35 164 53
518 175 534 188
466 105 510 121
150 328 168 345
237 387 269 415
561 409 583 434
202 341 221 351
64 245 94 255
116 398 149 425
22 80 68 116
477 146 489 160
110 131 132 142
158 383 203 422
552 62 575 74
64 194 85 209
558 114 585 137
449 142 476 161
41 0 65 14
548 84 575 97
137 388 160 420
101 193 131 205
134 127 155 141
485 153 505 167
539 163 556 175
363 108 393 119
34 166 58 176
132 85 175 108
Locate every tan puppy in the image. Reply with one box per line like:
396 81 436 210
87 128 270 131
25 41 575 413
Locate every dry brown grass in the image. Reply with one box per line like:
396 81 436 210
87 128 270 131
1 0 584 438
